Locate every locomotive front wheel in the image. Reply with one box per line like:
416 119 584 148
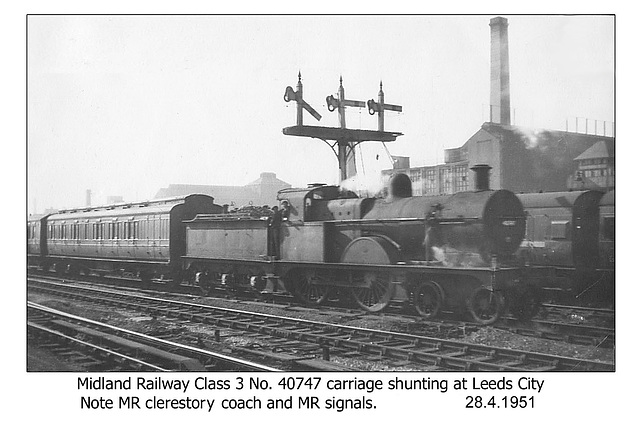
414 281 445 319
288 270 331 306
350 271 394 313
467 287 505 325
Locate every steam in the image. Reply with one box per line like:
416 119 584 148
339 172 387 198
513 127 547 151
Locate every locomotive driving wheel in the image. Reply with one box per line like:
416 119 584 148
287 270 331 306
467 287 505 325
349 271 394 313
341 236 400 313
413 280 445 319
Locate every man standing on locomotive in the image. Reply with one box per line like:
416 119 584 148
268 205 283 259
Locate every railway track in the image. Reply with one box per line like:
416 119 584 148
28 269 615 349
28 277 614 371
28 301 279 372
495 302 615 349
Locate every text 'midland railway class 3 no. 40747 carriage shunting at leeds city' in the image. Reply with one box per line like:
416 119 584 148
27 163 614 326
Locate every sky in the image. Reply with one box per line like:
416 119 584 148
27 15 614 213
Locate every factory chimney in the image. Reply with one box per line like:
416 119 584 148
489 16 511 125
86 189 92 207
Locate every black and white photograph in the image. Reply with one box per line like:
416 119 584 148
11 5 634 421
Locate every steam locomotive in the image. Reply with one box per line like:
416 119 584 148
180 168 535 324
28 169 543 325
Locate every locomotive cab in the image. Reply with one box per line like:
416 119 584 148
276 184 360 222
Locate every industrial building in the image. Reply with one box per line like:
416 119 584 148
383 16 614 195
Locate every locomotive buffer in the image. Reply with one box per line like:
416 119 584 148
283 73 403 182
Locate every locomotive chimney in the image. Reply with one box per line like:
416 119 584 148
489 16 511 125
471 164 492 191
387 173 412 200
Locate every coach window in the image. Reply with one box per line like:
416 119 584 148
151 217 156 240
549 220 570 240
602 217 614 241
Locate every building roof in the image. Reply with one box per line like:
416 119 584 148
154 173 292 208
573 139 615 161
155 184 249 204
480 122 613 147
245 172 290 187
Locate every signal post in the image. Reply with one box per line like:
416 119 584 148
283 72 403 182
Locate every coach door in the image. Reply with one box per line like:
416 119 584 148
572 191 604 270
